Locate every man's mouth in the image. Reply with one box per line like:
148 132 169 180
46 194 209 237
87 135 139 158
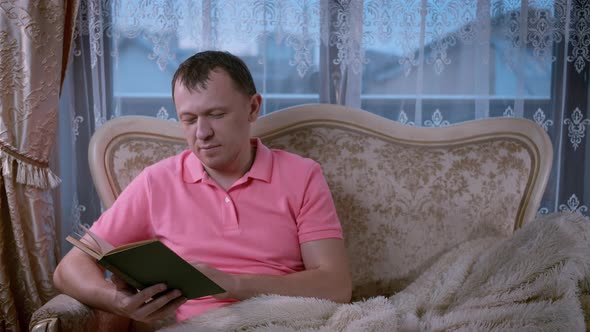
199 145 221 151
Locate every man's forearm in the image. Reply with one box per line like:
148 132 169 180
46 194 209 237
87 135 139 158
233 268 352 303
53 249 118 312
196 239 353 303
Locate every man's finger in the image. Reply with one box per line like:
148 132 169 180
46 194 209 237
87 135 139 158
211 292 230 300
191 262 209 271
129 283 169 308
133 289 184 320
148 296 188 321
192 263 217 279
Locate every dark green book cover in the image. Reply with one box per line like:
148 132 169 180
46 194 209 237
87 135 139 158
98 241 225 299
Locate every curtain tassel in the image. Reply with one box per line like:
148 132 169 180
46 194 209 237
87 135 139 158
0 151 61 189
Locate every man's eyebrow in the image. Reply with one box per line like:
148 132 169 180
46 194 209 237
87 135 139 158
178 106 228 117
177 112 195 119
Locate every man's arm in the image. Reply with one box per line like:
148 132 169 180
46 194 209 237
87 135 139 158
194 238 352 303
53 236 187 323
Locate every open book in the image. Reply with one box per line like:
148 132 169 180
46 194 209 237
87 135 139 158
66 226 225 299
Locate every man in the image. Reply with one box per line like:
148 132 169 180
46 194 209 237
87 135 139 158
53 51 352 324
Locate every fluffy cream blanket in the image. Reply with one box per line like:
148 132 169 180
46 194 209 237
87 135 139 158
162 213 590 331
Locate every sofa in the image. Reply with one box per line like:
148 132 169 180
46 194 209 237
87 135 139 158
30 103 590 331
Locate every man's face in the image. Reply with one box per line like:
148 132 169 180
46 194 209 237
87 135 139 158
173 69 260 175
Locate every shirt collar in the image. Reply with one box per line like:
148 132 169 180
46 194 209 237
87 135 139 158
182 151 205 183
247 138 272 182
182 138 272 184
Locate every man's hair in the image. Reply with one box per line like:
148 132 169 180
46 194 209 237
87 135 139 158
172 50 257 99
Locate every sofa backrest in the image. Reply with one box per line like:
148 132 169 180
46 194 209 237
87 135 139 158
89 104 553 301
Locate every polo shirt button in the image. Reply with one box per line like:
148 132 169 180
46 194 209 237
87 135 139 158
225 196 230 203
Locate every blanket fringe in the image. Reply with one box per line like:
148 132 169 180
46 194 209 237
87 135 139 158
0 149 61 189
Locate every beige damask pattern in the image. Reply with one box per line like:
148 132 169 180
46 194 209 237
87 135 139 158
263 126 532 300
109 138 188 193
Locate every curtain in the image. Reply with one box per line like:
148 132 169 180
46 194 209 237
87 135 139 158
59 0 590 254
0 1 78 330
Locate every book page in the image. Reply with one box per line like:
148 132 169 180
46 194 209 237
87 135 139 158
108 239 158 254
66 236 102 260
79 224 115 254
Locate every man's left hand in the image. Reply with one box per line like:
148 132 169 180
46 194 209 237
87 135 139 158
191 263 238 300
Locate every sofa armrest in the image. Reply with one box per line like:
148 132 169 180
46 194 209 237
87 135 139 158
29 294 130 332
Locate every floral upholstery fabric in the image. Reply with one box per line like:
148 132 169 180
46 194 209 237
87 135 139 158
109 137 187 194
108 125 534 302
262 126 533 301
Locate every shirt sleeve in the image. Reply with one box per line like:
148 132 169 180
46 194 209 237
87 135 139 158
89 168 155 247
296 162 343 243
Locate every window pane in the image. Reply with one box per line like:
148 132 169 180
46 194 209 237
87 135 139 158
361 0 554 122
111 0 321 117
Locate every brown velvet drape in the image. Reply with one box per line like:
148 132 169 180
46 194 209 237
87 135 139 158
0 1 78 330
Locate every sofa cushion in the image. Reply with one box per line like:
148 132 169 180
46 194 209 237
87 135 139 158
263 125 533 300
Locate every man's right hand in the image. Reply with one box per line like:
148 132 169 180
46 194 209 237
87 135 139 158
109 274 187 323
54 244 188 324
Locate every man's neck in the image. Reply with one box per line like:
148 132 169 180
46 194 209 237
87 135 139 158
205 146 256 191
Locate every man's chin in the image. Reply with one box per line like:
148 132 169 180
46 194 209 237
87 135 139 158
194 148 217 159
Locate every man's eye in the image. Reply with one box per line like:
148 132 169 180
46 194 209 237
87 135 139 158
210 113 224 118
182 118 197 124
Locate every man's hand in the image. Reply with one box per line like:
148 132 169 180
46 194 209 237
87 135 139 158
109 274 187 323
191 263 238 300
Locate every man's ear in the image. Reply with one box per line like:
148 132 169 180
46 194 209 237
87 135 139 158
248 93 262 122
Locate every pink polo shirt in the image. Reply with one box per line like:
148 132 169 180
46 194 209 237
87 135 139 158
90 138 343 321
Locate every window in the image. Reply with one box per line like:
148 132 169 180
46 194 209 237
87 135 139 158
109 0 556 128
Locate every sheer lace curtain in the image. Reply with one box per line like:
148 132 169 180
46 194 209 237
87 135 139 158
57 0 590 254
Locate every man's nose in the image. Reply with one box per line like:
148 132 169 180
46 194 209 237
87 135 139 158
196 117 213 140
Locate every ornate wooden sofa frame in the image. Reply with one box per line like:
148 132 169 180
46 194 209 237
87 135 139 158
31 104 589 331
